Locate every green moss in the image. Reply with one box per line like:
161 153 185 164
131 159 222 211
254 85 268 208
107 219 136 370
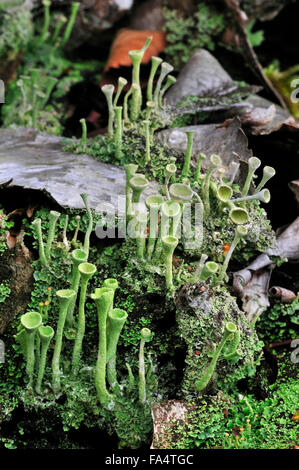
158 352 298 449
0 281 11 303
163 3 226 69
256 296 299 344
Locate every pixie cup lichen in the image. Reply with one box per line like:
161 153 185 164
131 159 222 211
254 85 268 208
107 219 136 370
139 327 152 404
113 77 127 108
164 163 177 200
129 174 148 204
72 262 97 375
153 62 174 109
162 235 178 290
45 210 61 261
52 289 75 393
160 200 181 238
256 166 276 192
181 130 195 178
66 248 88 327
200 261 219 282
242 157 261 196
145 194 164 259
36 325 54 394
106 308 128 392
80 193 93 257
129 37 152 121
32 218 48 266
102 84 115 137
21 311 42 388
91 287 114 408
147 56 162 102
169 183 193 203
124 164 138 220
202 154 222 217
195 321 238 392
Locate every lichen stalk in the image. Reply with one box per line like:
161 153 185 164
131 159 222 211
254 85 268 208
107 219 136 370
164 163 177 201
61 2 80 46
114 106 123 161
144 120 151 164
135 213 147 259
147 56 162 102
153 62 174 109
52 289 75 393
41 0 51 42
52 14 67 43
32 218 48 266
256 166 276 192
124 164 138 221
202 154 222 217
242 157 261 196
21 312 42 388
113 77 127 107
195 153 206 183
139 328 152 404
45 210 61 261
66 249 88 327
129 37 152 121
233 188 271 204
182 131 195 177
106 308 128 392
72 263 96 375
91 287 114 408
71 215 80 247
158 75 176 108
162 236 178 290
81 193 93 257
145 195 163 259
36 325 54 394
102 84 115 137
79 118 87 150
195 322 237 391
222 328 241 359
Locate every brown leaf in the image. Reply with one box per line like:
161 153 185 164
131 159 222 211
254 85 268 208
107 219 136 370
103 28 166 72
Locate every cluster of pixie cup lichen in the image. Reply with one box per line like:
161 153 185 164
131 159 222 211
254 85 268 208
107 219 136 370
9 1 80 130
124 133 275 293
19 193 153 409
89 37 275 294
79 37 176 164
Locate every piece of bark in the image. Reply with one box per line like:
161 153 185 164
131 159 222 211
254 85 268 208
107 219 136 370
0 127 159 215
219 95 299 135
0 241 34 334
237 267 272 323
233 217 299 320
269 286 297 303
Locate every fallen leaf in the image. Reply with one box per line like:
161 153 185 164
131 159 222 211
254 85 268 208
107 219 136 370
103 28 166 72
